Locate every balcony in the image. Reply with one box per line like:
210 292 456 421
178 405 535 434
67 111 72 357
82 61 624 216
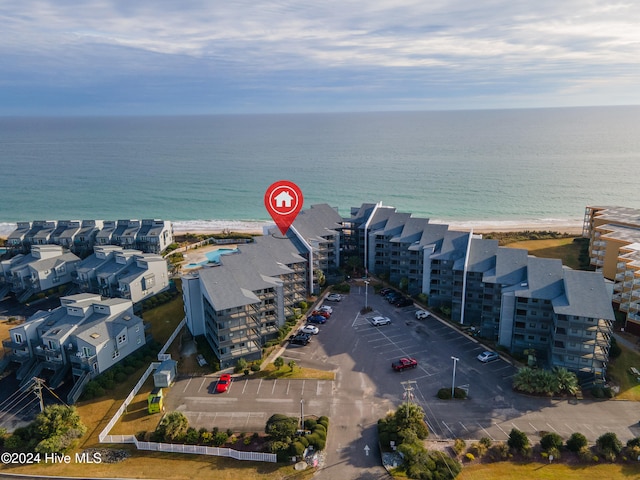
69 352 97 369
3 338 28 350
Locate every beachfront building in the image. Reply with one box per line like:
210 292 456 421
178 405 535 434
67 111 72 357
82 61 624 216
0 245 81 303
182 204 341 368
1 293 147 403
74 246 169 303
5 219 173 256
344 202 615 376
183 235 307 367
583 206 640 335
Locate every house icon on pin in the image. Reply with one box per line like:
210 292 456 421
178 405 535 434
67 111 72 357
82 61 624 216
274 190 294 208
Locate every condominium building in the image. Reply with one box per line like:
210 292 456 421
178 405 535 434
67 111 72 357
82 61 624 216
344 203 615 376
74 245 170 303
1 294 147 403
182 204 342 368
583 206 640 334
0 245 81 302
6 219 173 255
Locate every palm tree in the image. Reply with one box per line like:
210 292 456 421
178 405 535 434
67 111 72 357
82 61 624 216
513 367 535 393
553 367 579 395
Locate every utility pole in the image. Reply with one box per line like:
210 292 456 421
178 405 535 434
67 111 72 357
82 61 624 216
400 380 417 418
451 357 459 399
32 377 45 412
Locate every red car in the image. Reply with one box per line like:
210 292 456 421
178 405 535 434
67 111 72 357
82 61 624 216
392 357 418 371
216 373 232 393
311 310 330 318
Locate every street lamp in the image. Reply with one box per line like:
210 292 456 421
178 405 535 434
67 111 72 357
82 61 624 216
364 280 370 309
451 356 459 399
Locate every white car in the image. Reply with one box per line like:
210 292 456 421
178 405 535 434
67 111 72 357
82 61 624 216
300 324 320 335
326 293 343 302
477 351 500 363
318 305 333 314
415 310 430 320
371 316 391 326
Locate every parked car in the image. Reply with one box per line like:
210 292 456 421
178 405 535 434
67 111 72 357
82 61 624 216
311 310 330 318
326 293 343 302
386 292 402 303
392 357 418 371
379 287 393 296
300 324 320 335
318 305 333 314
394 297 413 307
216 373 232 393
290 333 311 345
415 310 430 320
371 316 391 326
477 351 499 363
307 315 327 324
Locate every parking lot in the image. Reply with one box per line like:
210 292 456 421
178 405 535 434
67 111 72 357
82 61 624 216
163 283 640 464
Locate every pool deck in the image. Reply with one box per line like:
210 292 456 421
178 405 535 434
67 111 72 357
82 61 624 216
181 244 239 269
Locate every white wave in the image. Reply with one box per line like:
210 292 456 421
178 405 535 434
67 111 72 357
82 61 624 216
172 219 272 233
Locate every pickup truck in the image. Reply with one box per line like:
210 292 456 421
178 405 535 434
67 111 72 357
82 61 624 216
392 357 418 371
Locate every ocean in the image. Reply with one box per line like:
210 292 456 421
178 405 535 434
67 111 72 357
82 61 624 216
1 106 640 236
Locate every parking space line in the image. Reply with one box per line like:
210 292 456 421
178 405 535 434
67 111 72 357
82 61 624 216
256 378 263 395
199 378 207 392
301 380 305 395
546 423 558 433
286 380 291 395
271 379 277 395
183 377 193 393
477 422 495 441
528 422 537 432
442 421 455 437
459 422 469 432
242 378 249 395
494 422 508 437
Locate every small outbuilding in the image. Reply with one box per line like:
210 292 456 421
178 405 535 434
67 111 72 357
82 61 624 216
153 359 177 388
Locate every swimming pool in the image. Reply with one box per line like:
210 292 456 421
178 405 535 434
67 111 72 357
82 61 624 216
184 248 238 268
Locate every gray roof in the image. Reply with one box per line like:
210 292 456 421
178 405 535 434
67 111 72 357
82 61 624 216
75 308 141 346
391 217 430 244
292 204 343 241
466 238 499 273
553 270 615 319
514 257 565 299
485 247 529 286
432 230 470 261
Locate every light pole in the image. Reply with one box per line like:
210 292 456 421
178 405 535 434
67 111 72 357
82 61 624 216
364 279 370 310
451 356 459 399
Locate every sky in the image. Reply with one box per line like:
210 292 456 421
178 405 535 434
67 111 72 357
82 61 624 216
1 0 640 115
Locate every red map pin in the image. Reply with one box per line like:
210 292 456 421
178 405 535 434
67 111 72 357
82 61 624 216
264 180 304 235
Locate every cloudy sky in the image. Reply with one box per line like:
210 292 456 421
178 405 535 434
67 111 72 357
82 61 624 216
2 0 639 115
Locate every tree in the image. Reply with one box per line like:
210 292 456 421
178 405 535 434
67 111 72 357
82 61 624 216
553 367 579 395
540 432 563 452
596 432 622 456
273 357 284 369
156 411 189 442
566 432 588 452
265 414 298 444
31 405 86 454
507 428 529 453
288 359 296 372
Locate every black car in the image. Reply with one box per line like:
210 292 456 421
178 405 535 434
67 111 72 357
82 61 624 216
385 291 401 302
394 297 413 307
289 333 311 345
379 287 393 296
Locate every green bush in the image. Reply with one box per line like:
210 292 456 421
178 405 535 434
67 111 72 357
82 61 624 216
304 418 317 430
596 432 622 456
468 441 488 458
486 442 510 462
289 441 305 456
453 438 466 455
507 428 530 453
566 432 588 452
540 432 563 451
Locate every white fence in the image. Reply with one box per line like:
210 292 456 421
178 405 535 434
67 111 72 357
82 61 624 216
97 317 277 463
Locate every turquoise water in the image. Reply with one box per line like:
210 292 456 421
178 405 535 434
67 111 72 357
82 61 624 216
1 107 639 235
185 248 238 268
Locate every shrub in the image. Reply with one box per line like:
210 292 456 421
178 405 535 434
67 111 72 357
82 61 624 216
578 446 593 462
304 419 317 430
486 442 510 462
540 432 563 452
298 435 309 448
508 428 530 453
453 438 466 455
566 432 588 452
596 432 622 457
468 441 487 458
234 358 248 373
212 432 228 446
479 437 492 448
465 452 475 462
627 437 640 448
289 441 305 456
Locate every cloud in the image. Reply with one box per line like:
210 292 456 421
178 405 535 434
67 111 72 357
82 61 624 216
1 1 639 113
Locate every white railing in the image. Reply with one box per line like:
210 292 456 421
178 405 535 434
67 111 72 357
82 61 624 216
97 316 276 463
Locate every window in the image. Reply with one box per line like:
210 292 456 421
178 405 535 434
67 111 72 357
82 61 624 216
82 347 91 357
112 350 120 359
14 333 23 344
117 334 127 344
137 336 142 345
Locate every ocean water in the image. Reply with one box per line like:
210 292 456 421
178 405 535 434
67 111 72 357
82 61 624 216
1 106 640 236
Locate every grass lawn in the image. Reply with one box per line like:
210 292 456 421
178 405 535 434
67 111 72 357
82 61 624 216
458 461 640 480
255 362 336 381
504 237 582 269
607 343 640 401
